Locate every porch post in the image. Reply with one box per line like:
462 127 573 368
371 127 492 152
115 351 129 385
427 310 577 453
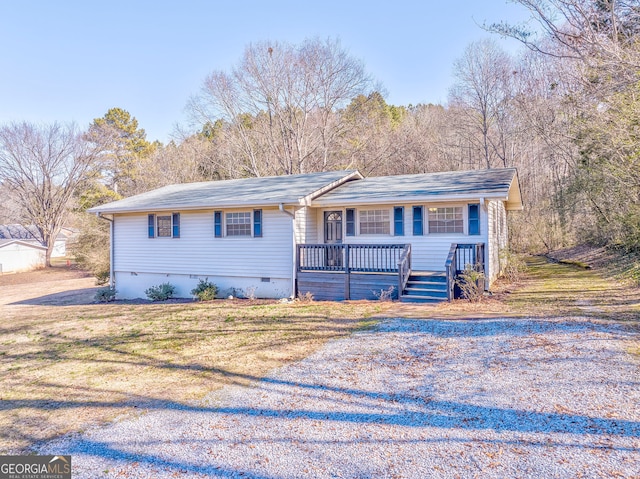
344 245 350 300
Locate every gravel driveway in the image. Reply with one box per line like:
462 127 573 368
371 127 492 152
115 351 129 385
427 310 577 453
40 317 640 478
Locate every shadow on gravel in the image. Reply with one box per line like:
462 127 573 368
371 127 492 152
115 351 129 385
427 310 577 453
382 317 639 339
62 438 278 478
19 374 639 442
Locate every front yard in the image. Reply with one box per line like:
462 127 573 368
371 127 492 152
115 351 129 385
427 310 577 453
2 251 639 463
0 271 388 453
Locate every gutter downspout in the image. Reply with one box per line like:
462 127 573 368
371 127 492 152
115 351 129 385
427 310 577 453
97 213 115 289
279 204 296 299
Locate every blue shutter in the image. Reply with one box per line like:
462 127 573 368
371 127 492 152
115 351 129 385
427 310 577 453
148 214 155 238
172 213 180 238
253 209 262 237
468 204 480 235
345 208 355 236
214 211 222 238
412 206 423 236
393 206 404 236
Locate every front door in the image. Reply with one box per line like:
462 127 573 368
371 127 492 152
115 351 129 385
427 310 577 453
324 211 343 244
324 211 343 268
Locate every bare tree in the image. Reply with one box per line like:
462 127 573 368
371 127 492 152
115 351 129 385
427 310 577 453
188 37 373 176
0 122 99 266
489 0 640 74
448 39 516 169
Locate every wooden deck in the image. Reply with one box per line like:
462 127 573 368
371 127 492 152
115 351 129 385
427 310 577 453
296 243 485 302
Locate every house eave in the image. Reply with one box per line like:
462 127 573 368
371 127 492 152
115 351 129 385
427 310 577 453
0 240 47 250
89 201 302 215
310 192 511 208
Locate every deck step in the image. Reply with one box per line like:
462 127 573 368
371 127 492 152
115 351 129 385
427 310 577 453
400 271 448 303
404 287 447 297
400 295 444 303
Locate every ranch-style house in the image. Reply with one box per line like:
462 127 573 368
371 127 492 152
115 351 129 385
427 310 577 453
88 168 523 302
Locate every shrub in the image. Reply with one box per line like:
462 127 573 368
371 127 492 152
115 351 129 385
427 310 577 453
145 282 176 301
190 279 218 301
373 285 396 301
94 286 116 303
95 269 110 286
499 249 527 282
296 291 314 302
455 264 485 302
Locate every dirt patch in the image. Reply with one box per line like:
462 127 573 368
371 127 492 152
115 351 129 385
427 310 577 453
0 270 98 307
0 266 91 287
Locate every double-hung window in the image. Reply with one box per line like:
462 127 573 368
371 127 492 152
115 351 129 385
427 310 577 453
148 213 180 238
359 209 390 235
428 207 463 234
214 210 263 237
226 212 252 236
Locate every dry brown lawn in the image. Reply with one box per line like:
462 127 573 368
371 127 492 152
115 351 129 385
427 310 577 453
0 268 390 454
2 251 639 455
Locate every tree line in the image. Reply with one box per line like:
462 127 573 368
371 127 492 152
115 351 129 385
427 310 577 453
1 0 638 273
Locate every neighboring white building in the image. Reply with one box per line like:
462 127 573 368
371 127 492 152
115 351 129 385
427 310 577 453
88 169 523 302
0 224 68 259
0 240 46 273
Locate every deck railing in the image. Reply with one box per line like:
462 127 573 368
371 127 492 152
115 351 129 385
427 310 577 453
297 244 409 273
445 243 485 300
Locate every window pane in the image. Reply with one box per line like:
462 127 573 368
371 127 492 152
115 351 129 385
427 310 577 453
428 207 463 234
226 212 251 236
359 209 390 235
157 215 172 237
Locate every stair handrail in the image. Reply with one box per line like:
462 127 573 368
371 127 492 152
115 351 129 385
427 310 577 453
397 243 412 297
445 243 458 301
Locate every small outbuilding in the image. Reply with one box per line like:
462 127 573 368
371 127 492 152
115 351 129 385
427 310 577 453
0 239 46 273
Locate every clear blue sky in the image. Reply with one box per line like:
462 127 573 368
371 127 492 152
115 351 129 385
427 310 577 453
0 1 532 143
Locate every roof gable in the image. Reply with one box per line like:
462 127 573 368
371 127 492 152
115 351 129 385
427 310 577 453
88 170 362 214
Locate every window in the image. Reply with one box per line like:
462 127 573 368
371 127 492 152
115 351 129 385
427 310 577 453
359 209 390 235
226 212 251 236
149 213 179 238
428 207 463 234
157 215 172 237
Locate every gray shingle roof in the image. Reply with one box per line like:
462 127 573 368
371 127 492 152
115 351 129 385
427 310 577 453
312 168 522 209
0 225 68 243
88 170 361 214
0 224 40 241
87 168 523 214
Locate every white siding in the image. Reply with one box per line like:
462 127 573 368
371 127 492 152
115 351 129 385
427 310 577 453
0 243 45 273
294 207 318 244
51 239 66 258
113 207 294 299
487 200 508 284
310 203 490 273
